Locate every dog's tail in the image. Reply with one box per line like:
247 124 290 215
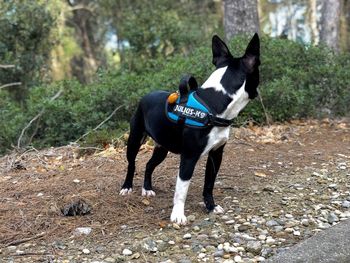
128 103 147 150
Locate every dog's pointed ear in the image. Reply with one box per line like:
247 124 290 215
212 35 233 67
243 33 260 72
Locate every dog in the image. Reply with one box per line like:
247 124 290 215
120 34 260 225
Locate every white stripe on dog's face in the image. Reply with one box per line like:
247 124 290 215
219 80 249 120
202 66 228 94
170 175 190 225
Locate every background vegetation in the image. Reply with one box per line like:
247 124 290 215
0 0 349 155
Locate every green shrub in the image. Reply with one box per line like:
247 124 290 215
1 36 350 154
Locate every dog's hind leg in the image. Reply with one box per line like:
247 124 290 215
203 144 225 214
120 106 146 195
142 146 168 196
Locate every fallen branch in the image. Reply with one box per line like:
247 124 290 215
17 90 63 148
0 82 22 89
5 232 46 247
75 104 124 143
0 64 15 69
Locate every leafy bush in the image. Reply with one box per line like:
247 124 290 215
1 36 350 154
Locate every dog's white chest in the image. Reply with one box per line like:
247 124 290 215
202 127 230 156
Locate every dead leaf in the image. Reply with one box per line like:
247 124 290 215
254 172 267 178
142 199 150 206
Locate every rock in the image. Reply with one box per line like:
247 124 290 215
246 241 262 255
131 252 140 259
285 227 294 233
74 227 92 236
183 233 192 239
266 237 276 245
238 225 249 232
198 253 206 259
258 235 266 241
142 239 158 252
342 200 350 208
82 248 90 254
225 220 235 225
104 257 116 263
328 184 338 190
172 223 181 230
293 230 301 236
327 213 339 224
266 220 279 227
234 255 243 263
187 215 196 222
193 226 200 232
285 214 294 219
301 219 310 226
261 247 273 258
273 225 284 232
214 250 224 257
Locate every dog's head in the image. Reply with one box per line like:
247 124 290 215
211 34 260 99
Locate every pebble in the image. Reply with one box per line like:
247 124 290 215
104 257 116 263
74 227 92 236
258 234 266 240
187 215 196 222
183 233 192 239
238 225 249 232
193 226 200 232
82 248 90 254
246 241 262 255
214 249 224 257
225 220 235 225
285 227 294 233
301 219 310 226
342 200 350 208
266 238 276 245
266 220 279 227
198 253 206 259
234 255 243 263
327 213 339 224
293 230 301 236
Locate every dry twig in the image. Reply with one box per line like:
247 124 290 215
0 82 22 90
75 104 125 143
5 232 46 247
17 90 63 148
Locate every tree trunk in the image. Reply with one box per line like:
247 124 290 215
223 0 260 40
308 0 319 45
320 0 341 51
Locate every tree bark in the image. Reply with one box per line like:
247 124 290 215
308 0 319 45
223 0 260 40
320 0 341 51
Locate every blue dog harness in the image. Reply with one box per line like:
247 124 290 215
166 75 234 128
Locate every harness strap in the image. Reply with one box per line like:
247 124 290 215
208 114 234 127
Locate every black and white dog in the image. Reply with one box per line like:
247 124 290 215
120 34 260 224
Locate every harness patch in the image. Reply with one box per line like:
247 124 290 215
166 92 210 127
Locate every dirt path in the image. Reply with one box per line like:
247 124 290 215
0 119 349 262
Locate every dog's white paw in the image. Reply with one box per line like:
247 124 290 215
170 205 187 225
142 188 156 197
213 205 224 214
119 188 132 195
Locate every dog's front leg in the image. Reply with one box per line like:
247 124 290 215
203 144 225 214
170 155 200 225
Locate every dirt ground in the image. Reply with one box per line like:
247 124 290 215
0 119 349 262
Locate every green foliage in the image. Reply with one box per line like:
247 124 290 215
1 36 350 155
0 0 57 101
